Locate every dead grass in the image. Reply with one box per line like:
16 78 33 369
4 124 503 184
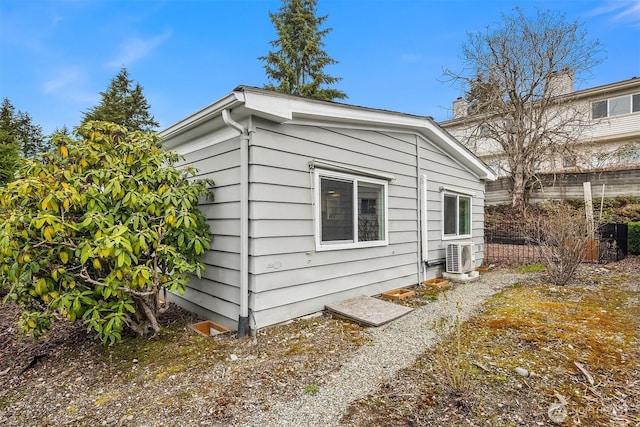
341 268 640 426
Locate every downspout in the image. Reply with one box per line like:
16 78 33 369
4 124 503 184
416 134 425 285
221 109 250 338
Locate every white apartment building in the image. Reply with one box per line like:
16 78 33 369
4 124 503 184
440 75 640 177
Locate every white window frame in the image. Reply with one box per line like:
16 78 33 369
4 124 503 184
314 169 389 251
441 188 473 241
592 93 640 119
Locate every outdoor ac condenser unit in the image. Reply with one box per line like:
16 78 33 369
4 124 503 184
446 243 475 273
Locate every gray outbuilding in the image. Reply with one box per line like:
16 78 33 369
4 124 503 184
160 86 496 336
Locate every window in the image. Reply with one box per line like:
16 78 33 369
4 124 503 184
442 192 472 238
609 96 631 116
316 170 388 250
592 93 640 119
592 100 607 119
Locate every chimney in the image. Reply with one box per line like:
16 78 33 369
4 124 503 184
548 69 575 97
453 97 468 119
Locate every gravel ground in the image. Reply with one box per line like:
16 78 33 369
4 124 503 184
230 270 528 427
5 259 636 426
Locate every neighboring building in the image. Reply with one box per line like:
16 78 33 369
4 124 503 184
440 76 640 177
160 86 495 334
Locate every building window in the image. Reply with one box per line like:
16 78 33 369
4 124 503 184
592 93 640 119
592 100 607 119
443 192 472 238
316 170 388 250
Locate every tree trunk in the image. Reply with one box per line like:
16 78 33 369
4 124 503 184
129 292 161 336
511 167 527 215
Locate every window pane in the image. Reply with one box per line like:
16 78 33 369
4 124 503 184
321 178 353 242
358 182 384 241
633 94 640 113
592 101 607 119
609 96 630 116
443 194 457 235
458 196 471 235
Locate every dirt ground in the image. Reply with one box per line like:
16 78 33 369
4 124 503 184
1 256 639 426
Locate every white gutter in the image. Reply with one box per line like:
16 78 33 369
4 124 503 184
221 109 250 338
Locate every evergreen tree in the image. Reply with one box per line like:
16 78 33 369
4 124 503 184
0 131 20 186
260 0 346 101
0 98 48 160
82 67 158 132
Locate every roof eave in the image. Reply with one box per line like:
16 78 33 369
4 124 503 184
161 86 496 180
159 92 244 147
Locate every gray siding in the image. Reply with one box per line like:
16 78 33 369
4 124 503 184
248 119 421 328
171 137 242 329
167 116 488 332
418 136 486 272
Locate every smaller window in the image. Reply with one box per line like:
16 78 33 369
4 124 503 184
633 94 640 113
443 192 472 238
592 100 607 119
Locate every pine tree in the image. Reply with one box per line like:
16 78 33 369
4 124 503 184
82 67 158 132
0 98 47 160
0 131 20 185
260 0 346 101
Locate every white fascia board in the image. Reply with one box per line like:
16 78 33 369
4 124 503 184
161 86 497 181
160 92 244 147
241 91 294 123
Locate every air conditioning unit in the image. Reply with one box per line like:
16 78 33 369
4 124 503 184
446 243 475 273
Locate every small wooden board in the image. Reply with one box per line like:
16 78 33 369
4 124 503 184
189 320 230 337
381 288 416 300
326 295 413 327
423 278 450 288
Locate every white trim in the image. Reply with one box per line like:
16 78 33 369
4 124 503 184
160 86 497 181
441 191 473 241
308 159 395 181
314 168 389 251
439 185 476 197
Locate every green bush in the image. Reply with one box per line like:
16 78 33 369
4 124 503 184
629 222 640 255
0 121 213 344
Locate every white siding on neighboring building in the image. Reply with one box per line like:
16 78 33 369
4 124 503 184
441 78 640 175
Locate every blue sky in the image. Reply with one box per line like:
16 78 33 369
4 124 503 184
1 0 639 135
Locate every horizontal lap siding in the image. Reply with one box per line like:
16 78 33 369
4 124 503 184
419 138 486 265
249 120 420 328
173 137 242 327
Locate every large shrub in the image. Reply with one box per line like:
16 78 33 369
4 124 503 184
629 222 640 255
0 122 213 344
528 204 592 286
